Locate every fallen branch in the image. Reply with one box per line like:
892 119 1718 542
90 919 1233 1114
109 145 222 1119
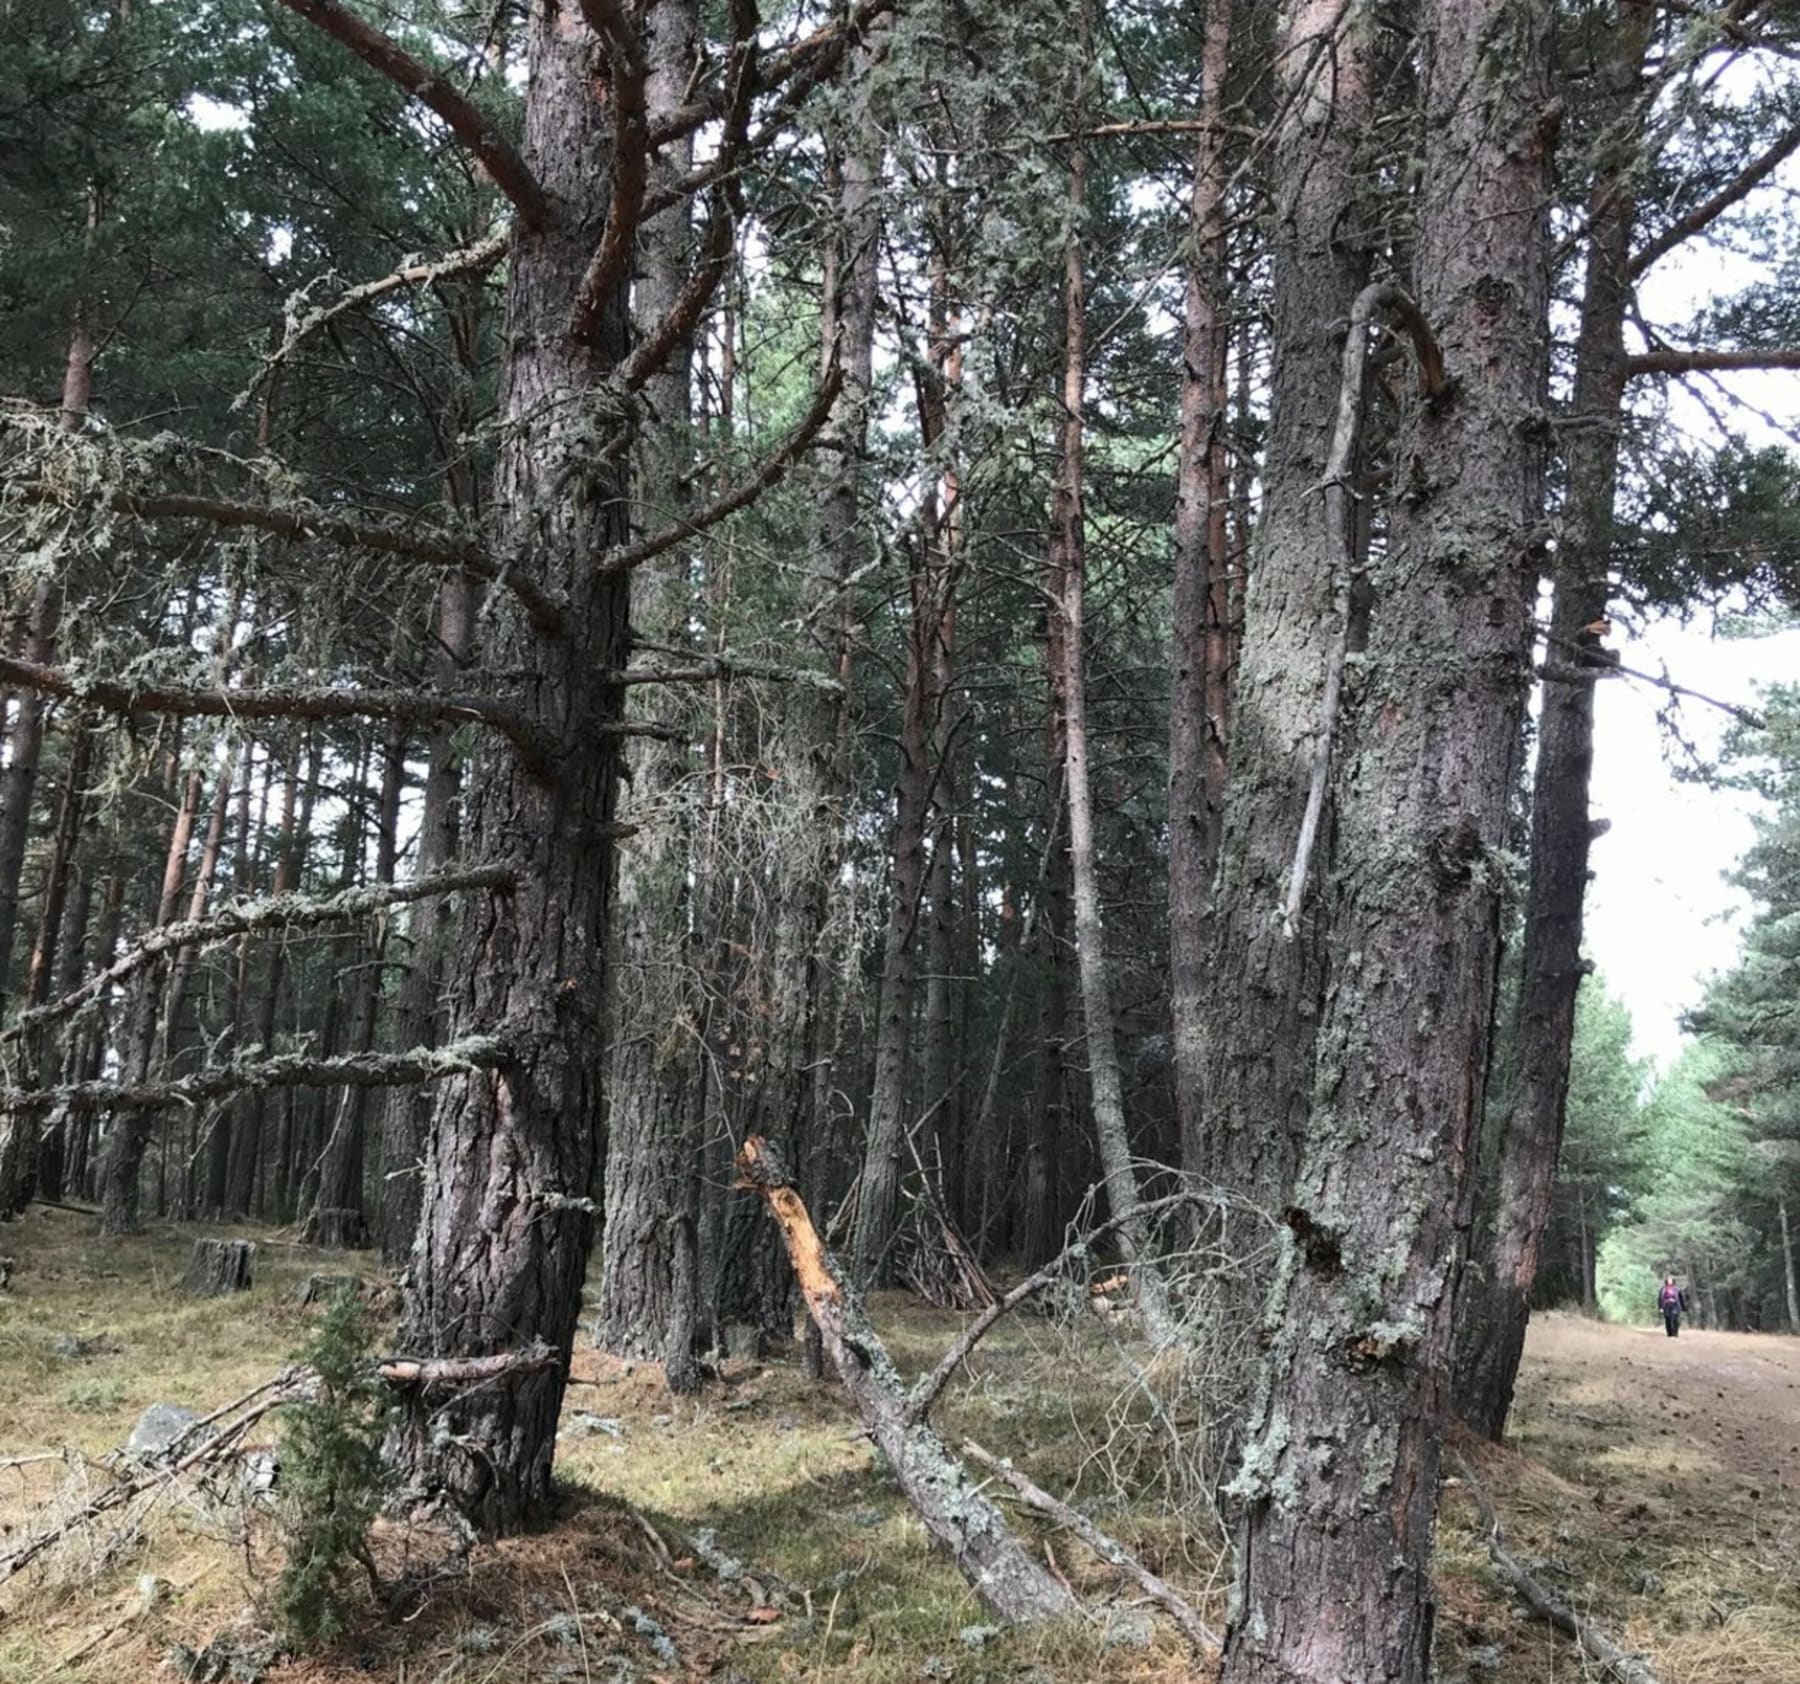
1452 1451 1665 1684
4 864 513 1049
734 1137 1076 1625
0 1034 512 1118
962 1440 1219 1653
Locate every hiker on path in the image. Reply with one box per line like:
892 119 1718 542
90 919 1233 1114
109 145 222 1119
1658 1273 1687 1337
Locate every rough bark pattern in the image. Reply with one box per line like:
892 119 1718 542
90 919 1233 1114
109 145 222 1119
1198 0 1374 1234
1169 0 1234 1182
1220 1 1552 1678
1455 0 1651 1443
391 0 631 1535
737 1138 1075 1625
183 1238 255 1296
597 0 703 1373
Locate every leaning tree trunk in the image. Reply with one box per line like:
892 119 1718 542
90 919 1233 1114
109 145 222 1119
1197 0 1374 1268
1219 0 1553 1677
1453 0 1651 1441
390 4 633 1535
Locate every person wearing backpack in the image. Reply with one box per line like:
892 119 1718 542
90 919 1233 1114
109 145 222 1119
1657 1274 1687 1337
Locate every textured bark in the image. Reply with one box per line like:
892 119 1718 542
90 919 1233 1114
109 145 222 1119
389 0 632 1535
596 0 705 1377
183 1238 255 1296
1454 2 1651 1443
1198 0 1374 1236
1169 0 1234 1181
1050 137 1176 1344
1219 0 1552 1677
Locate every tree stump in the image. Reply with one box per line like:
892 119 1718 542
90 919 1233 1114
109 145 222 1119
183 1239 254 1297
293 1272 361 1306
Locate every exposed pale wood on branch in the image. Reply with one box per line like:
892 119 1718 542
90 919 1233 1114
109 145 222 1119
597 361 844 574
1453 1452 1665 1684
961 1440 1220 1652
375 1341 558 1387
0 1034 512 1117
272 0 549 230
3 864 513 1050
0 655 555 769
734 1136 1077 1624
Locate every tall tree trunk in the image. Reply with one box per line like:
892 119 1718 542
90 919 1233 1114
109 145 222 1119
1781 1191 1800 1336
1050 134 1177 1343
1169 0 1234 1183
391 2 632 1534
597 0 705 1380
1453 0 1652 1441
1198 0 1375 1250
1220 0 1553 1675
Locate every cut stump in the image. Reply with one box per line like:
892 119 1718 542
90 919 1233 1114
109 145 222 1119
183 1239 254 1297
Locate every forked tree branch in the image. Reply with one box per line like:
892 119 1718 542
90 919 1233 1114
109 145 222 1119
273 0 549 230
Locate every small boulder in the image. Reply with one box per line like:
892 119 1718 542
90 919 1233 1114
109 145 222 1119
125 1402 202 1462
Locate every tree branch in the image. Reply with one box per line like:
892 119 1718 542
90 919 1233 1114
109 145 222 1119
3 865 514 1049
272 0 549 230
4 477 564 631
961 1440 1221 1653
1629 117 1800 279
0 1034 512 1118
601 651 844 691
1623 347 1800 377
0 655 557 771
570 0 650 347
597 360 843 575
376 1341 559 1387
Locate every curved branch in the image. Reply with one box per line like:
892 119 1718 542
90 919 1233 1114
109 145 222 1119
0 656 556 771
3 865 514 1049
0 1034 512 1118
273 0 549 230
597 360 843 574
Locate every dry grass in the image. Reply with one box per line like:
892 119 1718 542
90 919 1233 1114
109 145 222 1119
4 1213 1798 1684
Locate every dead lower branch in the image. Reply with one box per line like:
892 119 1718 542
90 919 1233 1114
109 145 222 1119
570 0 649 347
0 1034 512 1118
961 1440 1220 1653
3 864 513 1050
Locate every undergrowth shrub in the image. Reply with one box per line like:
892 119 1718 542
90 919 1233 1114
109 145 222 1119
274 1291 392 1647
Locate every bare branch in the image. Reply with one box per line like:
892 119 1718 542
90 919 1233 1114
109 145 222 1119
377 1341 559 1387
1629 117 1800 279
961 1440 1221 1653
1623 347 1800 376
273 0 549 230
3 864 514 1050
0 1034 512 1118
0 655 557 770
597 361 843 574
601 651 844 691
4 477 565 631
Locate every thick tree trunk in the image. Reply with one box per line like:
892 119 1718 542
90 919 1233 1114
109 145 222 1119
596 0 705 1378
1454 0 1651 1442
1169 0 1234 1182
1198 0 1374 1240
390 3 632 1535
1219 2 1552 1678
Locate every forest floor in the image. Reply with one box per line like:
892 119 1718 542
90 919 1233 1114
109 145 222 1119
1 1210 1797 1684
